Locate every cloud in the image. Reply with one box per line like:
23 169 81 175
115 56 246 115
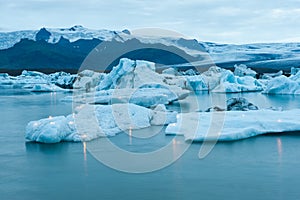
0 0 300 44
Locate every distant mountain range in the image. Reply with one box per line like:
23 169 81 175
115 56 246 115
0 25 299 75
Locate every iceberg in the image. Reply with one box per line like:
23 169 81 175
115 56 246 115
204 97 258 112
48 72 77 89
186 66 263 93
25 103 177 143
73 70 105 91
25 115 79 143
96 58 189 91
64 85 189 107
0 70 76 91
263 74 300 95
186 75 208 91
261 70 283 79
291 67 300 76
30 84 66 92
166 109 300 141
88 58 191 107
162 68 179 76
226 97 258 111
233 64 257 77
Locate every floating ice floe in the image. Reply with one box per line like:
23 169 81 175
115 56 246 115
162 68 180 76
30 84 66 92
261 70 283 79
233 64 257 77
186 66 263 93
25 103 177 143
166 109 300 141
63 84 189 107
263 72 300 95
73 70 105 91
0 70 76 91
48 71 77 89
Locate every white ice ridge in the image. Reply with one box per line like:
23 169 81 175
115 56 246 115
0 26 121 49
165 109 300 141
25 104 177 143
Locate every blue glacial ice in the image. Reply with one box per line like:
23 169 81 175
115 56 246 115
263 71 300 95
186 66 264 93
0 70 76 91
25 104 177 143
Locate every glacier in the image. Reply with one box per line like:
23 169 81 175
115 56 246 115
25 104 177 143
0 25 121 50
166 109 300 142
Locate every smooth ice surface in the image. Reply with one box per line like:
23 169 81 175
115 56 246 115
166 109 300 141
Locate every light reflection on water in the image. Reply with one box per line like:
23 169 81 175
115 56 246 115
1 89 300 199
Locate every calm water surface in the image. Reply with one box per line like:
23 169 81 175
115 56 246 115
1 89 300 200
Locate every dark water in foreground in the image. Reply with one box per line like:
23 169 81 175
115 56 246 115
1 90 300 200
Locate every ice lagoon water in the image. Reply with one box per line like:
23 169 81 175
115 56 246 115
1 89 300 200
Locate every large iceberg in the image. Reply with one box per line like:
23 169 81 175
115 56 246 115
166 109 300 141
25 103 177 143
96 58 188 91
263 72 300 95
89 58 190 106
30 84 66 92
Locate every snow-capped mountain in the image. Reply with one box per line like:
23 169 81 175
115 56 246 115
0 26 208 75
0 25 122 50
0 25 299 75
0 25 207 56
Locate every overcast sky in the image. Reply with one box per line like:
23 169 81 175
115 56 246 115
1 0 300 44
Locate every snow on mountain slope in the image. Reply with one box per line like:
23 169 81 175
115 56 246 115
0 25 121 50
0 25 207 59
